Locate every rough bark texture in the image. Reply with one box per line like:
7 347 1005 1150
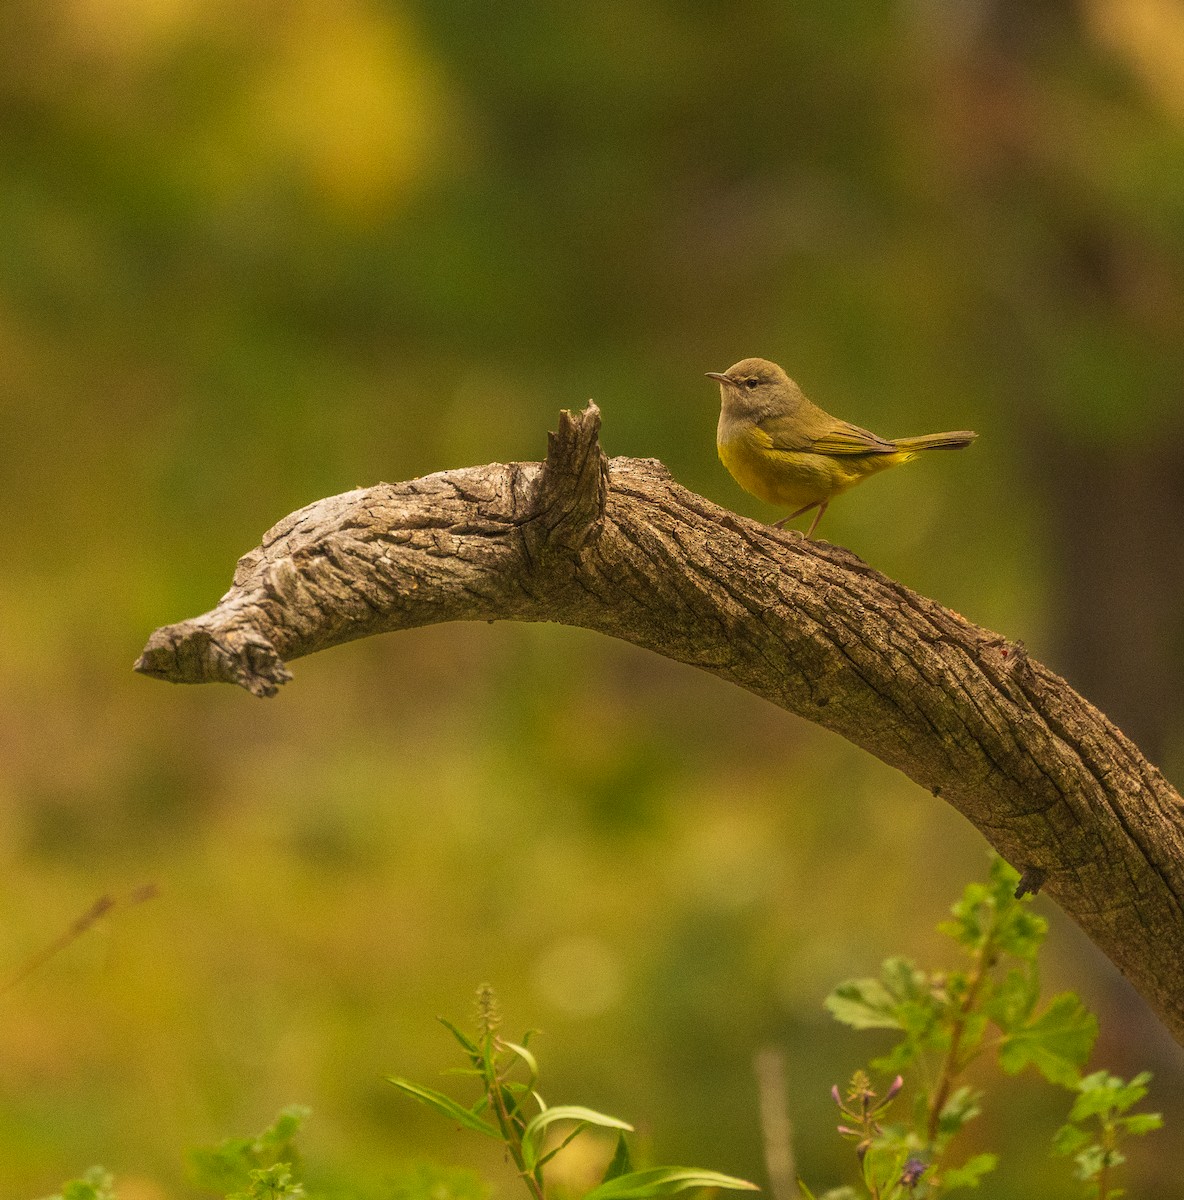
137 406 1184 1048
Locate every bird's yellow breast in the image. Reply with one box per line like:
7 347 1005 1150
717 425 910 511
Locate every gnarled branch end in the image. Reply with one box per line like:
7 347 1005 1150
135 619 293 697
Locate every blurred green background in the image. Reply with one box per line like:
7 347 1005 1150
2 0 1184 1195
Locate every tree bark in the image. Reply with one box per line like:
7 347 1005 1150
136 405 1184 1049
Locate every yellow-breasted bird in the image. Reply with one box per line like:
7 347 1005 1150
708 358 976 537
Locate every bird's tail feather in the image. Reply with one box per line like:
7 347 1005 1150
894 430 977 452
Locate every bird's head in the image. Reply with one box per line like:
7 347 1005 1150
706 357 796 419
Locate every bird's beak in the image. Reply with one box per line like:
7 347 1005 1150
705 372 731 385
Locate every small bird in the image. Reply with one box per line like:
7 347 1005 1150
708 358 976 537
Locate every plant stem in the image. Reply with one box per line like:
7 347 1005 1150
864 1159 881 1200
862 1108 882 1200
925 918 995 1145
485 1044 546 1200
1096 1120 1116 1200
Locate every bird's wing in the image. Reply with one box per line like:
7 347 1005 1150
759 414 898 456
810 421 899 455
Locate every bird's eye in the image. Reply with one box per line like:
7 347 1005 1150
744 378 759 390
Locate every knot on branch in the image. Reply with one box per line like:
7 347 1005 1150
135 620 293 697
529 404 607 553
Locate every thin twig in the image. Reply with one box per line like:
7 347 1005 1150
1 884 159 997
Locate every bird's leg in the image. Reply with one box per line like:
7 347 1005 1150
804 501 828 538
772 501 822 532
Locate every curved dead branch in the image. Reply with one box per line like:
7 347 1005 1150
137 405 1184 1048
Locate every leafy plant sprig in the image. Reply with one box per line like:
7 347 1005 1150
40 1107 310 1200
806 858 1162 1198
188 1105 310 1200
1052 1070 1163 1199
37 1166 117 1200
389 985 759 1200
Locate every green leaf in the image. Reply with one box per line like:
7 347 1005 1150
940 1153 997 1191
496 1083 526 1126
881 957 938 1012
438 1017 483 1066
603 1134 634 1183
992 906 1047 961
503 1040 540 1085
1072 1144 1109 1182
42 1168 117 1200
955 1010 989 1063
939 860 1047 961
1118 1112 1163 1135
523 1105 633 1146
1113 1071 1153 1112
1068 1071 1115 1120
939 883 991 950
827 959 944 1054
188 1106 308 1192
935 1086 983 1140
386 1077 500 1138
584 1167 759 1200
1051 1124 1091 1157
1069 1070 1152 1121
997 993 1097 1085
982 966 1039 1032
870 1042 919 1075
257 1106 309 1153
189 1140 257 1192
989 858 1047 959
987 855 1020 894
438 1016 479 1053
227 1163 304 1200
480 1031 497 1077
825 977 901 1030
860 1144 909 1195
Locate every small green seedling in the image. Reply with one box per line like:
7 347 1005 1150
389 985 759 1200
188 1105 310 1200
1052 1070 1163 1199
